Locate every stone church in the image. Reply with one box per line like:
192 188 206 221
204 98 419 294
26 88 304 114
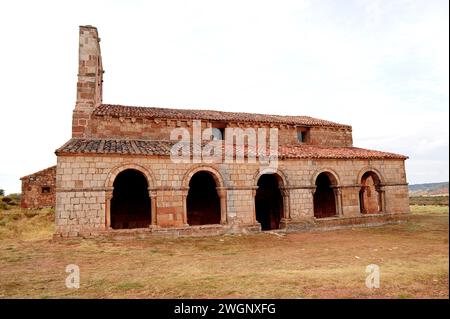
52 26 409 237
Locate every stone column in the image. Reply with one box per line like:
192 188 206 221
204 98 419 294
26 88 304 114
181 188 189 226
105 188 113 229
376 185 386 213
333 187 343 217
310 187 317 217
279 187 291 229
149 189 157 227
216 187 227 225
252 187 258 224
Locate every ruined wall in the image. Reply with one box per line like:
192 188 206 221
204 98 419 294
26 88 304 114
21 166 56 209
55 155 409 236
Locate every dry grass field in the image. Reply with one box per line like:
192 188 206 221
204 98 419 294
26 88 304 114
0 205 448 299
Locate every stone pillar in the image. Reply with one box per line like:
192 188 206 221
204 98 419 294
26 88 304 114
252 187 258 224
181 188 189 226
149 189 157 226
105 188 113 229
376 185 386 213
333 187 343 217
310 187 317 217
279 187 291 229
216 187 227 225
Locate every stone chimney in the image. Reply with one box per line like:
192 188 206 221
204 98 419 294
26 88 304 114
72 25 103 137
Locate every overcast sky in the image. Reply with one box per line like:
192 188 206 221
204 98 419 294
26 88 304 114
0 0 448 194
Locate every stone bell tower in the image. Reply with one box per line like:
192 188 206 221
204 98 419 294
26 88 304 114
72 25 103 138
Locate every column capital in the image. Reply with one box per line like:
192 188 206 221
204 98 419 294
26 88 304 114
279 187 291 197
105 190 113 200
216 187 227 198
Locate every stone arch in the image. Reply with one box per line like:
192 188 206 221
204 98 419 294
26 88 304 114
104 163 156 229
311 169 342 218
253 168 290 230
182 165 225 189
109 169 151 229
358 168 385 214
311 168 340 187
253 167 289 188
356 167 385 186
182 165 227 225
106 163 155 189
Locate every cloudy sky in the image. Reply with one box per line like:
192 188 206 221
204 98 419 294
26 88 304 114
0 0 448 193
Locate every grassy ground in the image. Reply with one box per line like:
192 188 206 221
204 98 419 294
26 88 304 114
409 195 448 206
0 205 448 299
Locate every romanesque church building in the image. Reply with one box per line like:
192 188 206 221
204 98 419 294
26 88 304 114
52 26 409 237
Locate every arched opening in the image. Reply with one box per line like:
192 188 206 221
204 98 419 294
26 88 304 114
186 171 221 225
110 169 151 229
360 171 382 214
313 172 337 218
255 174 284 230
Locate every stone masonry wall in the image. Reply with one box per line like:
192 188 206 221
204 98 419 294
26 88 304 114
86 115 353 148
55 155 409 236
21 166 56 209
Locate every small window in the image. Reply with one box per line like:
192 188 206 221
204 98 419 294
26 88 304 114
42 187 51 194
297 131 304 143
297 128 309 143
212 128 225 140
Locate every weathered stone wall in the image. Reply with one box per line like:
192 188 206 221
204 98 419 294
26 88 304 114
55 155 409 236
86 115 353 148
72 25 103 138
308 127 353 147
20 166 56 209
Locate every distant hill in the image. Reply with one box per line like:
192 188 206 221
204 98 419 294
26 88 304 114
409 182 449 196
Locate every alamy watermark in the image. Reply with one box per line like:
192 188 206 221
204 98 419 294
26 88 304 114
65 264 80 289
170 120 279 173
365 264 380 289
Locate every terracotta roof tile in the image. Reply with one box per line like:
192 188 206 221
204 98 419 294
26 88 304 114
55 138 407 160
93 104 351 128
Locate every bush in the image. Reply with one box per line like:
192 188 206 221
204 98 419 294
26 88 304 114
0 189 4 196
2 197 12 204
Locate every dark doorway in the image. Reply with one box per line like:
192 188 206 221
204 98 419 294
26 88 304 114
313 173 337 218
255 174 284 230
111 169 151 229
186 171 221 225
360 172 382 214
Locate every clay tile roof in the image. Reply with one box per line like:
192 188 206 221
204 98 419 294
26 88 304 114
55 138 407 160
93 104 351 129
278 144 408 160
20 165 57 180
